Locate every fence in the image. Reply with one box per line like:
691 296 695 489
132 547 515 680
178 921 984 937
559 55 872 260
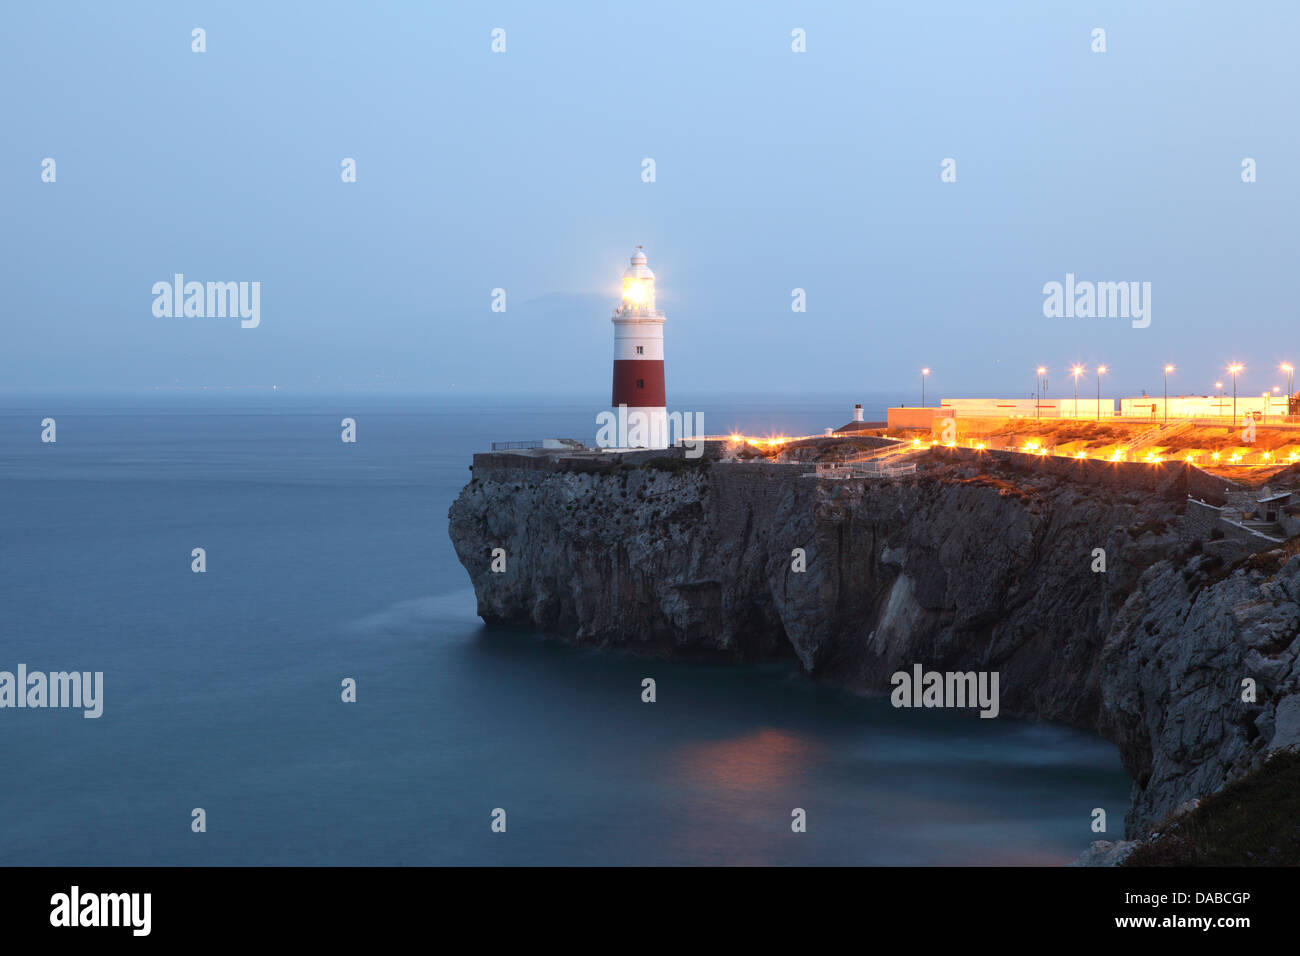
806 459 917 480
490 440 543 451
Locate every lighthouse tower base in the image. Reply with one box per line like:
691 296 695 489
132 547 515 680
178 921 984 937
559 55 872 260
597 405 669 450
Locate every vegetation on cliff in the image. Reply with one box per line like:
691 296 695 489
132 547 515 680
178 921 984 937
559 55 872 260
1123 749 1300 866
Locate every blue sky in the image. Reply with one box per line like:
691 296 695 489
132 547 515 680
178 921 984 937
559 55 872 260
2 1 1297 399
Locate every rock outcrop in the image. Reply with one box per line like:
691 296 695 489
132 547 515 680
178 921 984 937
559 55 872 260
1070 839 1138 867
449 449 1300 840
1099 549 1300 833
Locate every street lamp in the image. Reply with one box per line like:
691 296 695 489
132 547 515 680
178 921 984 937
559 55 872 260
1228 364 1243 425
1036 367 1046 420
1281 363 1294 416
921 367 930 408
1096 365 1107 421
1071 365 1085 418
1163 364 1174 423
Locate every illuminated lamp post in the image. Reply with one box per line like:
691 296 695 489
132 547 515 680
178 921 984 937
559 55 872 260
1228 364 1243 426
1071 365 1084 418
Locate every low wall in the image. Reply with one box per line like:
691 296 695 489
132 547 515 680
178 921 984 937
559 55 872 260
925 446 1240 503
1188 468 1236 506
471 441 725 475
1180 499 1222 547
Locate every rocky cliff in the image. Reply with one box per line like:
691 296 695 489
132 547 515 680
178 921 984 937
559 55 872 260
448 448 1300 840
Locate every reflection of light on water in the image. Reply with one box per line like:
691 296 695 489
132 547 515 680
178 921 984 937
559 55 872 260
675 728 817 791
342 591 480 635
661 728 822 864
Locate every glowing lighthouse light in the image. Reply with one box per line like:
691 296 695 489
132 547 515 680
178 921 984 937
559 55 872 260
610 245 668 449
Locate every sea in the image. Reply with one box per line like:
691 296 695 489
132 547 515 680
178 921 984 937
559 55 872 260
0 393 1129 865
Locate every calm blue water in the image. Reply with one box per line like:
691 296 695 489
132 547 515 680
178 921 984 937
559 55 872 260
0 394 1129 865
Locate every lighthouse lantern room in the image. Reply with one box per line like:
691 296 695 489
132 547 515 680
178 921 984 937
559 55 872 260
611 246 668 448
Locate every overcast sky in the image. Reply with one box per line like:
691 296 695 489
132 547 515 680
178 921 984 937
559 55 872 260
3 1 1297 400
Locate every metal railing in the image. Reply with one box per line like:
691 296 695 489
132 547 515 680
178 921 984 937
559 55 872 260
490 440 543 451
1114 419 1195 455
807 457 918 479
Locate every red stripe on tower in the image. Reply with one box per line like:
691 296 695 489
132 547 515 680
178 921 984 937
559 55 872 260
610 246 668 448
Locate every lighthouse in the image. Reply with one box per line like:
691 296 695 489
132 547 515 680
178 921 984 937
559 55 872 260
611 246 668 448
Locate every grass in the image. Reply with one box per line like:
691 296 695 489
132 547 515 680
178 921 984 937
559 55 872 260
952 418 1300 483
948 473 1036 502
645 455 708 474
1124 749 1300 866
1127 519 1169 539
1241 534 1300 574
1184 534 1300 596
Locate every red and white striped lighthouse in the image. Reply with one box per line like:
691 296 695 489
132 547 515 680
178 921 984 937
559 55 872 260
611 246 668 448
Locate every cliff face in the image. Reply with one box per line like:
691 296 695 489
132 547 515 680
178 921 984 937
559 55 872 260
1100 550 1300 833
448 451 1300 837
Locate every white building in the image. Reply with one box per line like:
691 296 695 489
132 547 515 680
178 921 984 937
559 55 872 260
938 398 1119 419
937 393 1291 421
1118 394 1288 419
